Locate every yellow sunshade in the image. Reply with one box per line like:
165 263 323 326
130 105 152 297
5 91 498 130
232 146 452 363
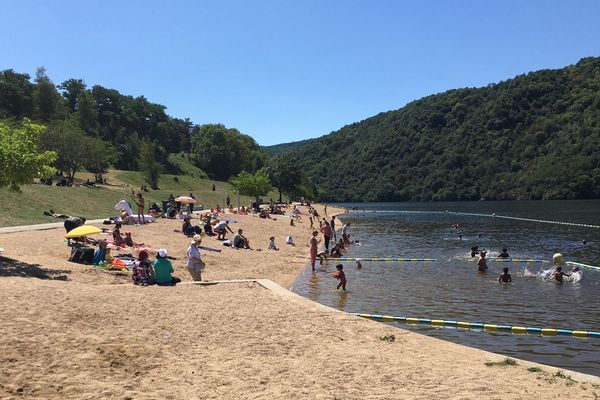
64 225 103 239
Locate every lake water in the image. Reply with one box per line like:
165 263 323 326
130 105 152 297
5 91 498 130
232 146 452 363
291 201 600 376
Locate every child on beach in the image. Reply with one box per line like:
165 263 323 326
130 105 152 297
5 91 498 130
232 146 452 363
309 230 321 271
331 264 347 291
498 267 512 283
355 258 362 270
268 236 279 251
132 250 153 286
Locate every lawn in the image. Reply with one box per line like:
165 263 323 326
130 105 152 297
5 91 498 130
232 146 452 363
0 170 278 227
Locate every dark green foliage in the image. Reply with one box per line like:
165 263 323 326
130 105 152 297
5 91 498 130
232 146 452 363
191 124 266 180
287 57 600 201
138 139 163 190
0 70 34 118
262 155 303 201
262 138 316 157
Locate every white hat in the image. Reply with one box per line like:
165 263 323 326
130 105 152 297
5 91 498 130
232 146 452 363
158 248 168 258
355 258 361 262
191 234 202 244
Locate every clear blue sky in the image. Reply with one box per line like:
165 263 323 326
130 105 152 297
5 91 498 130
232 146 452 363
2 1 600 145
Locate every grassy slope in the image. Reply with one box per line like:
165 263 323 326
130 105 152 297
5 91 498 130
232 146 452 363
0 170 276 227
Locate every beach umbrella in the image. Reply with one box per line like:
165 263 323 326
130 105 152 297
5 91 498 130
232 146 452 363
175 196 197 204
64 225 103 239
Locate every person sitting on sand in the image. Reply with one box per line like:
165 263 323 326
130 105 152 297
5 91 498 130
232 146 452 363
498 267 512 283
553 266 571 283
92 240 108 265
331 264 347 291
268 236 279 251
233 229 251 249
124 232 143 247
285 236 295 246
182 217 202 237
153 248 181 286
113 223 124 246
498 248 510 258
187 235 205 281
132 250 153 286
477 251 488 272
214 220 233 240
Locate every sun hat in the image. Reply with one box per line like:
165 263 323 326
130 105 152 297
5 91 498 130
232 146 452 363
191 234 202 244
158 248 168 258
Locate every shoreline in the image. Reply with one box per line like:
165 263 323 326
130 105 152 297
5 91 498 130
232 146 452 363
1 204 599 398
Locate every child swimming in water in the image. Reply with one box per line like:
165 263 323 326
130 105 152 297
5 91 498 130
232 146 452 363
477 251 488 272
498 248 510 258
498 267 512 283
331 264 346 291
553 266 571 283
355 258 362 270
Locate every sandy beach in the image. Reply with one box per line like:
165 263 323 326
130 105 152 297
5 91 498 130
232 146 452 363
1 204 599 399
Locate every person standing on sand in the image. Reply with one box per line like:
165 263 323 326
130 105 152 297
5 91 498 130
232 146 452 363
134 193 145 224
187 235 205 281
309 230 321 271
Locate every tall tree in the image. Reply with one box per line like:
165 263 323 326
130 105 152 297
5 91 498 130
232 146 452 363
138 139 163 189
262 155 302 202
0 119 56 191
231 171 273 203
76 90 99 135
0 69 34 118
33 67 63 122
40 118 89 180
83 137 118 180
58 78 86 112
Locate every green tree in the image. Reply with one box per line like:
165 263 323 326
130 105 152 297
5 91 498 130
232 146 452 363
262 155 302 201
191 124 266 179
40 119 89 180
138 139 163 190
0 69 34 118
76 90 99 135
58 78 86 112
83 137 118 180
33 67 63 122
231 171 273 203
0 119 56 191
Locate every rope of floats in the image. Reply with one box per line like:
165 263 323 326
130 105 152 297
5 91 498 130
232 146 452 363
352 210 600 229
328 257 600 271
465 258 549 263
354 313 600 339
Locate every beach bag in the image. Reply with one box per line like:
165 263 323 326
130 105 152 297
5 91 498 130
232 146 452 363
69 247 94 264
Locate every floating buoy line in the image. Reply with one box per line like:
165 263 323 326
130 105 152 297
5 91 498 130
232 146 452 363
354 313 600 339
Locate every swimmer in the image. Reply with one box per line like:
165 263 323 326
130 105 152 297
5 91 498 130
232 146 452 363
477 251 488 272
470 246 479 258
453 224 459 230
582 240 588 245
498 267 512 283
331 264 346 291
553 266 571 283
458 234 463 240
355 258 362 270
498 248 510 258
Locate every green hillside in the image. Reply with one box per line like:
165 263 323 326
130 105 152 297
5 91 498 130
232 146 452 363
287 57 600 201
262 138 316 157
0 170 275 227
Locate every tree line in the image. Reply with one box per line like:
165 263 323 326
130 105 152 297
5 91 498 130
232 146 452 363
283 56 600 201
0 67 313 199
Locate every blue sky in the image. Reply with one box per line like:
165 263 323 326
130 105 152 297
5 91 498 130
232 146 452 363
2 0 600 145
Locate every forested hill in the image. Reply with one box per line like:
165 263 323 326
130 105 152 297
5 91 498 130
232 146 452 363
262 138 316 157
288 56 600 201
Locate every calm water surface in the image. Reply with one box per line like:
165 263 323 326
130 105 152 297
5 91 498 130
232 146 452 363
292 201 600 376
